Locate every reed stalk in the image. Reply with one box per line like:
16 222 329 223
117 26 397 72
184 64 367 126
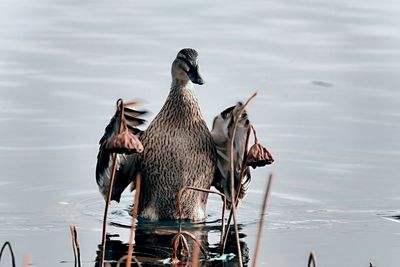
171 230 207 263
177 186 226 245
252 174 273 267
221 124 252 254
308 251 318 267
226 92 258 266
191 241 201 267
126 174 141 267
100 100 125 267
69 225 81 267
116 255 142 267
0 242 16 267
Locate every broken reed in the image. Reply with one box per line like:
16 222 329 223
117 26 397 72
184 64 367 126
100 101 125 267
177 186 227 245
125 174 141 267
226 92 258 267
69 225 82 267
221 123 252 254
171 231 207 264
0 241 16 267
252 174 273 267
308 251 318 267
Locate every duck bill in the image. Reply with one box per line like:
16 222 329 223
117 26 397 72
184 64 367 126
188 66 204 85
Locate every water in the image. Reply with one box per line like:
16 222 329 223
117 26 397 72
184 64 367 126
1 0 400 266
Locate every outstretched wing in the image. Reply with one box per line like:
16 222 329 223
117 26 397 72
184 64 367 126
95 100 147 202
211 102 251 209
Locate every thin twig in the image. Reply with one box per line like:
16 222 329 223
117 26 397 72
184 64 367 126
126 174 141 267
171 232 190 264
252 174 273 267
0 242 16 267
22 254 31 267
191 240 201 267
70 226 77 267
172 231 207 261
100 100 125 267
177 186 227 245
227 92 258 266
69 225 81 267
156 228 206 263
307 251 318 267
116 254 142 267
221 124 252 254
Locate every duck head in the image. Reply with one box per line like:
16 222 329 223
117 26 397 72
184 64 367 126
171 48 204 86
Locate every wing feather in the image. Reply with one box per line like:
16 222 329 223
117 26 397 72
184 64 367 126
211 102 251 209
95 100 146 202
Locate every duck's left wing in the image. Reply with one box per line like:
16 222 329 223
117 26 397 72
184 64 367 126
211 103 251 208
95 101 146 202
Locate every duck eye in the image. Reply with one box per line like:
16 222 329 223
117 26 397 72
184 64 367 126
178 57 194 73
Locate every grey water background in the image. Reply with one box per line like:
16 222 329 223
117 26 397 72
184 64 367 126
1 0 400 266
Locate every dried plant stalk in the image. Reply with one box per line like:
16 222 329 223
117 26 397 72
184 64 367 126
171 230 207 264
126 174 141 267
227 92 258 267
171 233 190 264
308 251 318 267
69 225 81 267
100 100 125 267
221 124 252 254
116 255 142 267
191 241 201 267
252 174 273 267
177 186 226 245
22 254 31 267
0 242 16 267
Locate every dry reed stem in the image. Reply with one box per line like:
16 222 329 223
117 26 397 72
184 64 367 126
69 225 81 267
22 254 31 267
70 226 77 267
126 174 141 267
191 241 201 267
0 242 16 267
154 229 206 264
177 186 226 245
171 233 190 264
252 174 273 267
170 231 207 263
116 255 142 267
100 100 125 267
307 251 318 267
227 92 258 267
221 124 252 255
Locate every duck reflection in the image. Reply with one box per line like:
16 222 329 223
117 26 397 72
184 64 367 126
94 219 249 266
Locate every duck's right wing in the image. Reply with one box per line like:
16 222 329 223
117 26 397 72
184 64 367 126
95 100 146 202
211 102 251 209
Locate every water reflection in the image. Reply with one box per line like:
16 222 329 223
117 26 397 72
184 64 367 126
94 220 249 266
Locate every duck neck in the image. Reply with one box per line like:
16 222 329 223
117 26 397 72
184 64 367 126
160 79 203 126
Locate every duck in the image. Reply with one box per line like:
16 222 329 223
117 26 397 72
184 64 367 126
96 48 251 221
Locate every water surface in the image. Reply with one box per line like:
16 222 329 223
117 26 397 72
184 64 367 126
1 0 400 266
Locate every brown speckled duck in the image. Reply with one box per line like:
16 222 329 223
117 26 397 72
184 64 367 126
96 48 251 221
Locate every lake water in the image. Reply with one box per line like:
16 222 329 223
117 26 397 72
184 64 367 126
1 0 400 266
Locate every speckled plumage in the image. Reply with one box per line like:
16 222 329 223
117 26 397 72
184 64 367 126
138 83 216 221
